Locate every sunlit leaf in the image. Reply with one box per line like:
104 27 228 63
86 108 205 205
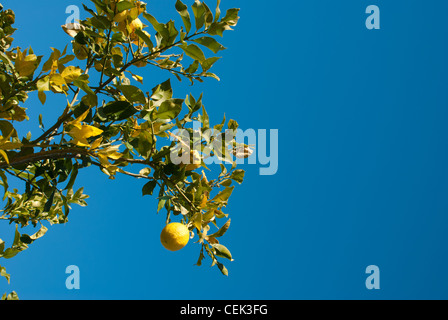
191 0 205 30
212 243 232 260
175 0 192 34
208 219 230 238
179 43 205 62
0 265 10 284
117 85 146 104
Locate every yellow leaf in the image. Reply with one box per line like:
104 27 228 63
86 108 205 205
0 149 9 164
0 106 28 122
97 153 109 167
201 170 209 185
49 74 67 93
131 120 141 138
96 153 119 178
113 10 128 23
67 109 89 127
50 59 59 75
199 193 208 209
0 141 22 150
105 150 123 160
133 74 143 84
193 212 202 231
204 236 219 245
61 66 82 83
97 145 123 160
68 124 103 147
38 91 46 105
202 210 215 223
90 137 103 150
61 23 85 38
15 49 38 77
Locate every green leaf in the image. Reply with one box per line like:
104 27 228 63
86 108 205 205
41 48 60 72
142 180 157 196
208 219 231 238
228 119 239 130
82 4 96 16
91 0 108 12
202 2 214 29
230 169 245 184
151 79 173 102
212 186 234 205
212 243 233 260
0 170 8 199
116 1 135 12
195 248 205 266
220 179 232 187
214 0 221 22
81 93 99 108
0 265 10 284
142 13 178 46
193 36 226 54
20 235 33 245
154 99 183 120
185 60 199 74
38 91 46 105
89 16 111 29
179 43 206 62
73 75 97 107
64 164 79 191
191 0 206 30
201 56 220 72
30 225 48 241
157 197 167 213
166 21 180 46
73 75 93 93
142 12 166 35
217 261 228 276
2 248 20 259
117 85 146 104
43 190 55 213
214 114 226 131
207 8 239 37
4 291 19 300
221 8 240 26
134 29 153 50
95 101 137 122
132 130 154 159
0 120 17 138
175 0 192 34
201 104 209 128
203 72 220 81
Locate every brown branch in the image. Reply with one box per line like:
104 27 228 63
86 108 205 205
0 148 90 169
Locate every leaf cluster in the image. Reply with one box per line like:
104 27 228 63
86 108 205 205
0 0 246 294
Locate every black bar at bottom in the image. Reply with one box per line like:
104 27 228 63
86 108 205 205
0 300 428 317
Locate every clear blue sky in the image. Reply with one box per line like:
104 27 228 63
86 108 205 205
2 0 448 299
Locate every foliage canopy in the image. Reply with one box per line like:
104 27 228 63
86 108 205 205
0 0 247 299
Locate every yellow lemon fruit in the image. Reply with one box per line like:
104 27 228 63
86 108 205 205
113 10 128 23
129 18 143 32
160 223 190 251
